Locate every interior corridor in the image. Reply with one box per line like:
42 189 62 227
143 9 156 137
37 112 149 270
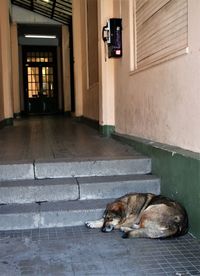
0 116 200 276
0 116 139 163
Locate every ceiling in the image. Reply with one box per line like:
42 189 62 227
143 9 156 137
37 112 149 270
11 0 72 25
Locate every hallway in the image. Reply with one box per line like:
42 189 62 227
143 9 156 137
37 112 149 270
0 116 138 163
0 116 200 275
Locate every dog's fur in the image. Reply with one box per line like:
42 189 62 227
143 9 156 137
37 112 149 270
85 193 188 239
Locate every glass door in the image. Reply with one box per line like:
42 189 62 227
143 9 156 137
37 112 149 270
24 48 58 114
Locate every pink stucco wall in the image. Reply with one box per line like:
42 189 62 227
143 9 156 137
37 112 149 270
114 0 200 153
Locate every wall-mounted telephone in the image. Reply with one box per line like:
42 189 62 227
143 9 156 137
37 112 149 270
102 18 122 59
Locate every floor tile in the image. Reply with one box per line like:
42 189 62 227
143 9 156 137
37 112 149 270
0 226 199 275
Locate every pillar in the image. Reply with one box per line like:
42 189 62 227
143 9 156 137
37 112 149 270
62 25 71 114
98 0 115 135
11 23 20 117
72 0 84 116
0 0 13 124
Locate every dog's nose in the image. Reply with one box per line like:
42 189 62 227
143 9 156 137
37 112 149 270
101 224 113 233
101 227 107 233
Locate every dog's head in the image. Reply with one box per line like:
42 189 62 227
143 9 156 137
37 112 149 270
102 201 126 232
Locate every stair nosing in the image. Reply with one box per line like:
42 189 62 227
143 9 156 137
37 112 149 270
77 174 159 183
0 199 112 214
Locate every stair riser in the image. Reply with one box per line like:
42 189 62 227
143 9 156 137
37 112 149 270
79 179 160 200
0 184 79 204
0 164 34 181
0 158 151 181
0 209 104 231
0 178 160 204
35 159 151 179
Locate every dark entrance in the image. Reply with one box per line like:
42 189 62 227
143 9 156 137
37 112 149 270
23 46 58 114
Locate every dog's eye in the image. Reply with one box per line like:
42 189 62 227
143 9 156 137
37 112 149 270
105 215 114 221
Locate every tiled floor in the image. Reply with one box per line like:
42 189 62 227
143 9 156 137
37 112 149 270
0 226 199 276
0 116 200 275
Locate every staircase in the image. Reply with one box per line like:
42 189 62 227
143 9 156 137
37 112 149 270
0 156 160 230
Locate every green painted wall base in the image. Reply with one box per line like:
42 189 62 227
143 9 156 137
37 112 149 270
112 132 200 239
0 118 13 129
14 113 22 119
74 116 115 136
99 125 115 137
63 111 71 117
75 116 99 130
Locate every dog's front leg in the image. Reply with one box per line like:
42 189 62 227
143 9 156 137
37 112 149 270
115 214 138 230
120 226 133 232
85 218 104 229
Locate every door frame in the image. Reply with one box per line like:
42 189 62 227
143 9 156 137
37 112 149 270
22 45 59 115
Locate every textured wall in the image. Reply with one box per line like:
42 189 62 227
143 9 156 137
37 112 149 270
114 0 200 153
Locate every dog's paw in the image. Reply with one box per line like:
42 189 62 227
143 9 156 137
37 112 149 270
85 221 100 229
85 221 94 228
120 227 132 233
85 218 104 229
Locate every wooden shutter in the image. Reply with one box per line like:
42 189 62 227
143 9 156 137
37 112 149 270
135 0 188 69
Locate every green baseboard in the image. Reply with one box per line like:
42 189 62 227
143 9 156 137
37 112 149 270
0 118 13 128
112 132 200 239
74 116 115 135
99 125 115 137
63 111 71 117
4 118 14 126
74 116 99 130
82 117 99 130
14 113 21 119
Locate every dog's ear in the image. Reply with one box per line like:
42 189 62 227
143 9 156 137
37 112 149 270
109 202 126 218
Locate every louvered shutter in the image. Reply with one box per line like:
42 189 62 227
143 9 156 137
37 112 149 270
135 0 188 69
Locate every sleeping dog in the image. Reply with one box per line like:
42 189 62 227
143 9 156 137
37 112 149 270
85 193 188 239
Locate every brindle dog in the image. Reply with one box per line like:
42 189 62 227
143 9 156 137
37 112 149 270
85 193 188 239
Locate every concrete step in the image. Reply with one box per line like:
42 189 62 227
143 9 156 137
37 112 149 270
0 155 159 231
0 156 151 181
0 199 111 231
78 174 160 200
0 162 34 181
34 156 151 179
0 175 160 204
0 178 79 204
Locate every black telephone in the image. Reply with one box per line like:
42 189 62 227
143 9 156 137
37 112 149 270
102 18 122 58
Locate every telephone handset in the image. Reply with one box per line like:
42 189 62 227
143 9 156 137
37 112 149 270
102 21 111 43
102 18 122 59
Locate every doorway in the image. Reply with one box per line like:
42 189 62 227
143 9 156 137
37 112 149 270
23 46 58 114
